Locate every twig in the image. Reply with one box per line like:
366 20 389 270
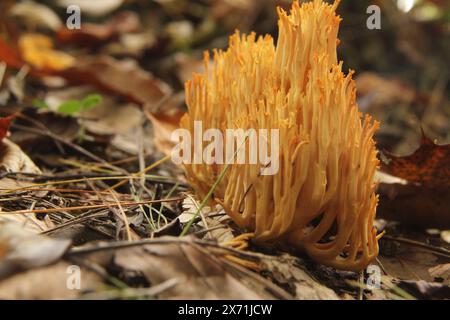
106 155 171 191
0 197 184 215
80 278 180 300
108 189 133 242
12 122 127 174
0 174 185 194
382 235 450 259
68 236 278 262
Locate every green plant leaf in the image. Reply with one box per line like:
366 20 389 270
58 100 84 115
57 94 102 115
32 99 49 109
81 94 102 111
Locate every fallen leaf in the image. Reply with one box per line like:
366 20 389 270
9 1 63 31
174 52 207 84
0 210 51 235
377 132 450 228
56 11 141 47
71 236 341 299
0 222 71 280
377 183 450 228
0 37 26 71
145 96 185 156
356 72 420 112
0 40 171 110
180 194 234 242
104 31 156 57
18 33 74 70
0 115 15 141
0 138 46 229
261 254 339 300
0 127 45 232
60 56 172 111
75 90 155 155
398 280 450 299
0 138 41 175
0 261 102 299
80 100 143 136
442 231 450 244
428 263 450 281
57 0 124 17
382 132 450 187
378 245 449 286
78 241 262 299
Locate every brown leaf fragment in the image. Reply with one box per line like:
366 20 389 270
0 37 25 70
0 222 71 280
71 237 338 299
398 280 450 299
9 1 63 32
57 0 124 17
428 263 450 281
105 240 268 299
260 254 339 300
0 39 171 110
382 132 450 187
0 261 102 299
145 94 185 156
0 138 41 174
377 182 450 228
0 114 15 141
59 56 172 112
56 11 141 48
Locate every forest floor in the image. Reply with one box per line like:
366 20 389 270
0 0 449 300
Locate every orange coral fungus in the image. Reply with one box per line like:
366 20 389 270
180 0 381 271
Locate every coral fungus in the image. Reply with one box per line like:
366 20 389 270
180 0 381 271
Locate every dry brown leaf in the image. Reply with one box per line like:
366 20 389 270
377 183 450 228
442 231 450 243
356 72 421 112
0 40 171 110
57 0 124 17
145 93 185 156
181 195 234 242
0 261 102 299
0 137 42 198
9 1 63 31
81 101 143 136
377 133 450 228
174 53 206 84
0 222 71 280
383 133 450 187
60 56 172 112
72 236 339 299
0 138 41 174
398 280 450 299
145 110 185 156
0 115 15 141
378 247 449 285
78 239 271 299
0 123 46 231
428 263 450 281
56 11 141 47
260 254 339 300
